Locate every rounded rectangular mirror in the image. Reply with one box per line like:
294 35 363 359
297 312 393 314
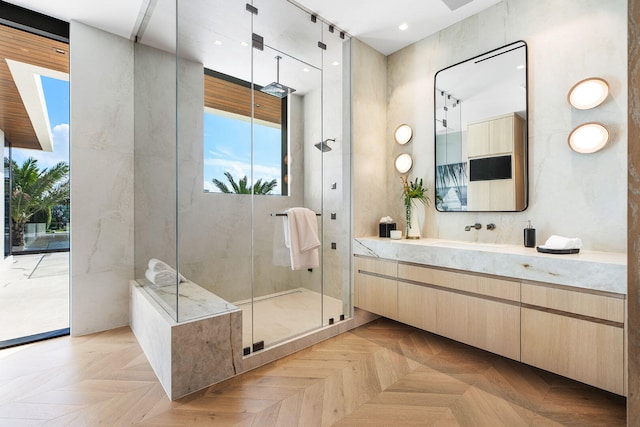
434 40 528 212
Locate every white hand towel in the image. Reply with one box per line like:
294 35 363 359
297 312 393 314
541 235 582 250
145 268 178 287
286 207 320 270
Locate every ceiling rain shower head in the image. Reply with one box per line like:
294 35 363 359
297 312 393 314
260 55 296 98
315 138 335 152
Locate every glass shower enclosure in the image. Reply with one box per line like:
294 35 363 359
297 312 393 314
133 0 352 354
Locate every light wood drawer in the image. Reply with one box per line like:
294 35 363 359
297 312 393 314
521 307 624 395
521 281 624 323
355 256 397 277
398 282 437 332
355 274 398 320
398 263 520 302
436 290 520 360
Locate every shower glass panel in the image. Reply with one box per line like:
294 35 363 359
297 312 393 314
133 0 179 319
435 89 466 211
251 1 324 348
320 22 352 322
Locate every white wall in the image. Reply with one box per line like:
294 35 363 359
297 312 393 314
381 0 627 252
70 21 135 335
352 39 390 238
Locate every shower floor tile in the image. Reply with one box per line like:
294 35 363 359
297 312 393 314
235 288 344 348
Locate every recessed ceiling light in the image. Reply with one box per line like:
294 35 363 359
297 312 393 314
516 64 525 70
399 23 409 31
332 61 340 66
240 41 248 47
214 40 222 46
303 68 310 72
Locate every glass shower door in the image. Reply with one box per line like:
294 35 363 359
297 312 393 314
250 0 324 348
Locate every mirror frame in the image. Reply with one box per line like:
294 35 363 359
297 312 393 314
434 40 529 212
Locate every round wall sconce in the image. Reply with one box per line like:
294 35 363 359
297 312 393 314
394 124 413 145
568 77 609 110
394 153 413 173
568 122 609 153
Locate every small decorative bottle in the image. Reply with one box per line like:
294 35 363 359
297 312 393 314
524 220 536 248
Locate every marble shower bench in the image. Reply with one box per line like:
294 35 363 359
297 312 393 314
130 281 243 400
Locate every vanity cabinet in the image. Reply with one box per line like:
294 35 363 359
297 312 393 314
353 255 626 395
520 281 625 395
466 113 526 211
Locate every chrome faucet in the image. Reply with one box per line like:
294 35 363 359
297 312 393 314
465 223 482 231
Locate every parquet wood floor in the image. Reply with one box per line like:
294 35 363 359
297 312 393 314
0 318 626 426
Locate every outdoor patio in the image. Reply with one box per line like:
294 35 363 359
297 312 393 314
0 252 69 343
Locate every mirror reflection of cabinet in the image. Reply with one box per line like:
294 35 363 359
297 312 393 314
467 113 525 211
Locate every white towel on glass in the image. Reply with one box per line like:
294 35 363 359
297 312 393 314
285 207 320 270
147 258 186 282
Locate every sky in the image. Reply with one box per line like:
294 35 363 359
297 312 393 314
203 111 282 194
7 76 69 169
6 76 282 196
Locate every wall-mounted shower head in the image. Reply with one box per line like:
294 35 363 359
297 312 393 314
314 138 335 152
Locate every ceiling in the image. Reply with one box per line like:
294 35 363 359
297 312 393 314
3 0 502 56
0 0 502 150
0 24 68 150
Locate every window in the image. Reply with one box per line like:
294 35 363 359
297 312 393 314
203 70 287 196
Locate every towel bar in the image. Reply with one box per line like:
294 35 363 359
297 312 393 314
271 212 321 217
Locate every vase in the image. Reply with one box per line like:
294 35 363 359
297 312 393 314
406 200 422 239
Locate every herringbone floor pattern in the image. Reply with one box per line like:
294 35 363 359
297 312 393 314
0 318 626 426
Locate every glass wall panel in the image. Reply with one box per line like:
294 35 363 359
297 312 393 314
174 0 254 326
320 22 352 323
133 0 179 319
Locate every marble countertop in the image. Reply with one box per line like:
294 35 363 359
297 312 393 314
354 237 627 294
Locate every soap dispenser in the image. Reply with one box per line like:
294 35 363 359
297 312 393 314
524 220 536 248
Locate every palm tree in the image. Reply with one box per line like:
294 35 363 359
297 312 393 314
5 157 70 247
212 171 278 195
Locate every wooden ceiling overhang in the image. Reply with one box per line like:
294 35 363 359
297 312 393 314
0 24 68 150
204 72 282 125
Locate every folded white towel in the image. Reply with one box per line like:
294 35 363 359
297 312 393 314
148 258 172 272
286 207 320 270
145 268 178 287
147 258 187 282
540 235 582 250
